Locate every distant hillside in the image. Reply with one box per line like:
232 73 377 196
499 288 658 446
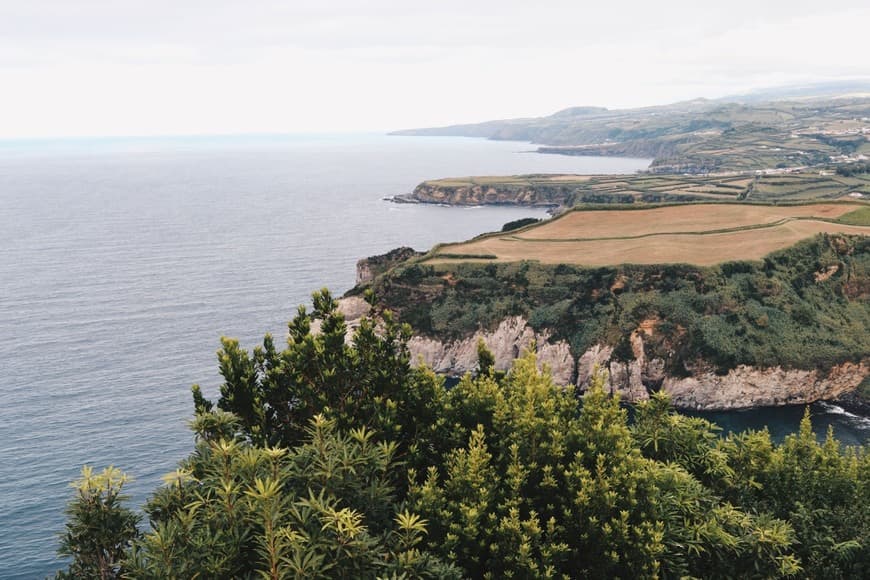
723 79 870 103
393 85 870 174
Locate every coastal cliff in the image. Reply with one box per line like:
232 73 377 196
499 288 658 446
407 316 575 384
330 298 868 410
395 180 569 209
342 232 870 411
356 247 423 285
392 175 720 209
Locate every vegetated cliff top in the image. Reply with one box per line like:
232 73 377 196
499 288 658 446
358 230 870 376
392 87 870 173
402 168 870 209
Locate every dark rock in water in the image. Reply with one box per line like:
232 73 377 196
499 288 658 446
832 389 870 417
384 194 418 204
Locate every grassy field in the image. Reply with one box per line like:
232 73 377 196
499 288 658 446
513 203 852 240
838 206 870 225
426 202 870 266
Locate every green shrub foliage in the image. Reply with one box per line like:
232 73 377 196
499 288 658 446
56 467 140 580
501 217 542 232
58 290 869 578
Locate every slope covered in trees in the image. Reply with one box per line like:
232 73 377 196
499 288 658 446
57 292 869 578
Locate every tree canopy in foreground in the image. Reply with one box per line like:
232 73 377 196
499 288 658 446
58 290 869 579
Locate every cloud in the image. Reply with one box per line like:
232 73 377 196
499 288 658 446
0 0 867 137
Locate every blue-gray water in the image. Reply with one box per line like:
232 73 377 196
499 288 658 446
0 134 866 578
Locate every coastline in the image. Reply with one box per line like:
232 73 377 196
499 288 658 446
384 193 564 215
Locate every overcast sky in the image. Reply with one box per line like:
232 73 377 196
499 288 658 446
1 1 868 138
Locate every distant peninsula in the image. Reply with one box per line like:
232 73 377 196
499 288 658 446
390 169 870 213
393 88 870 174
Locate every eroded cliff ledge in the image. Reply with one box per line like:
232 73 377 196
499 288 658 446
331 297 868 411
396 180 568 209
356 247 423 286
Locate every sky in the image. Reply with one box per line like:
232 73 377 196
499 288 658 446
0 0 868 138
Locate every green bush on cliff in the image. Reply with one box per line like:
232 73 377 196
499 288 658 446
500 217 541 232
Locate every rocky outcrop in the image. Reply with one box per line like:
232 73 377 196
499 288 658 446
604 331 653 402
356 247 423 286
392 179 710 208
833 389 870 416
331 297 868 411
660 361 870 410
398 182 568 208
407 316 575 384
320 300 574 383
575 330 867 410
309 296 372 338
576 344 613 387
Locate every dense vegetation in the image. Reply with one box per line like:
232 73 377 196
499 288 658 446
835 162 870 177
501 217 541 232
58 292 869 578
370 234 870 374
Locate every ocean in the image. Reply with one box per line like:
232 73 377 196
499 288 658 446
0 133 866 578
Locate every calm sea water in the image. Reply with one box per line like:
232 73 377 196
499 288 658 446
0 134 865 578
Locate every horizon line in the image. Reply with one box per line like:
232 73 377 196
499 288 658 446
3 77 870 142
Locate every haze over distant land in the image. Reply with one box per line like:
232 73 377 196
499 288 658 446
0 1 868 138
394 84 870 174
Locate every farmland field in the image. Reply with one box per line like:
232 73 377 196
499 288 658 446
512 203 853 240
426 202 870 266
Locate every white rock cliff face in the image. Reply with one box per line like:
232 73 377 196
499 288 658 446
660 361 869 410
407 316 575 385
332 298 868 410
